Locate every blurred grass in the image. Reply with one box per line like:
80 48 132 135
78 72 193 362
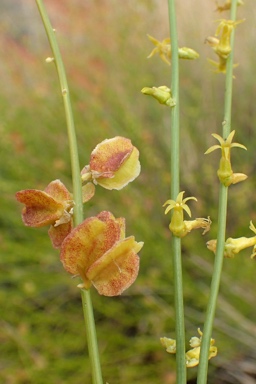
1 1 256 383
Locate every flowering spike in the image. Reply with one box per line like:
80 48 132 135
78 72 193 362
205 130 247 186
141 86 176 107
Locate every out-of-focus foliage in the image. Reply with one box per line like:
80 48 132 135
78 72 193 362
1 1 256 383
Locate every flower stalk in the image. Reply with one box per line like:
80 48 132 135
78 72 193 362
197 1 239 383
167 1 186 383
35 1 103 383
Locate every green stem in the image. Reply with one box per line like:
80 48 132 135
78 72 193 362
35 2 103 383
197 2 238 383
168 1 186 383
81 289 104 384
197 186 228 384
35 0 83 225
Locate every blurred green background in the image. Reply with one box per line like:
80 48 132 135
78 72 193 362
1 1 256 383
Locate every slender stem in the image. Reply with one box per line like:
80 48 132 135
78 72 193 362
222 2 238 138
35 2 103 383
197 2 238 383
168 1 186 383
81 289 104 384
172 237 186 383
35 0 83 225
197 186 228 384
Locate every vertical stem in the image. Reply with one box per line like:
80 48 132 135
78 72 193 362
168 2 180 197
197 186 228 384
35 2 103 383
197 2 238 383
168 1 186 383
223 2 238 138
81 289 104 384
35 0 83 226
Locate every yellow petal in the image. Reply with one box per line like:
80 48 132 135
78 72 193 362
205 144 221 154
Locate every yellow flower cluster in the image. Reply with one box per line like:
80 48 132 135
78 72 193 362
206 19 244 73
160 329 217 368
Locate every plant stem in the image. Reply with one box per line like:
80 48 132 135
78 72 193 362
81 289 104 384
35 0 83 225
197 2 238 383
167 1 186 383
35 2 103 383
197 186 228 384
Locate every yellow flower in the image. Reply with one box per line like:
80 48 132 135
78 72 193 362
186 329 217 368
205 130 247 186
81 137 140 191
184 217 211 236
205 19 244 74
207 221 256 259
147 35 171 65
160 329 217 368
160 337 176 354
16 180 74 248
163 192 211 237
60 211 143 296
147 35 199 65
214 19 244 59
141 86 176 107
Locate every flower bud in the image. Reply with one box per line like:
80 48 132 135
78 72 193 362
178 47 199 60
160 337 176 354
141 86 176 107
